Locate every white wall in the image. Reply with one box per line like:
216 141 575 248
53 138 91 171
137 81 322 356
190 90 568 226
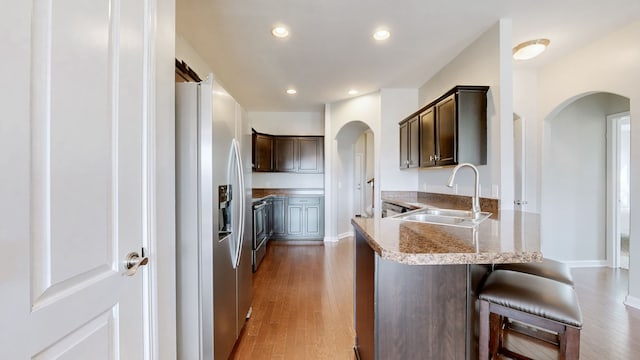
541 93 629 262
379 89 419 193
176 34 214 80
534 19 640 306
249 111 325 189
416 20 513 205
249 111 324 135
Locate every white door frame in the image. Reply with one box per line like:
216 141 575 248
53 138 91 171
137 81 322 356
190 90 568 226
606 111 630 268
150 0 177 357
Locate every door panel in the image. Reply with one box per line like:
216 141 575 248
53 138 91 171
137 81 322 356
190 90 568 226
272 197 287 235
305 206 320 235
298 137 322 172
436 95 456 165
420 107 436 167
408 116 420 168
32 309 115 360
275 137 296 172
288 206 304 235
1 0 150 358
399 122 408 168
514 115 526 211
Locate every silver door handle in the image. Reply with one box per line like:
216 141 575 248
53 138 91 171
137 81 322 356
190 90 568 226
125 251 148 276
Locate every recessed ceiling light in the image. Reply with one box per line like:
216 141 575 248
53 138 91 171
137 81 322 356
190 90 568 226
272 26 289 38
348 89 359 95
373 29 390 41
286 88 297 95
513 39 550 60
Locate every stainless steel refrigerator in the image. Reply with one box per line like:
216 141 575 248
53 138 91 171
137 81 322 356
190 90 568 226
176 75 253 359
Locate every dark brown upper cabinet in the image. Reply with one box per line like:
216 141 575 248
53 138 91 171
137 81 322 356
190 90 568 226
401 85 488 169
252 130 324 173
399 115 420 169
297 137 324 173
252 132 274 172
275 137 296 172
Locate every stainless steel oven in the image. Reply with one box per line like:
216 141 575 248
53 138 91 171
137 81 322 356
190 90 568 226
252 201 268 272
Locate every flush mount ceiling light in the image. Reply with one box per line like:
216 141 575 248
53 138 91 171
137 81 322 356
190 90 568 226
513 39 550 60
286 88 297 95
272 26 289 38
373 29 390 41
348 89 359 95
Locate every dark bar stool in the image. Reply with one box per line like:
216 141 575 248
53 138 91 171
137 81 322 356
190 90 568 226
478 270 583 360
494 258 574 286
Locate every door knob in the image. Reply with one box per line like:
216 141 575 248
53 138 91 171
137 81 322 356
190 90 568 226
124 251 148 276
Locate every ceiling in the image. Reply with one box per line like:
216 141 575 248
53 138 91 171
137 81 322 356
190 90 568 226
177 0 640 112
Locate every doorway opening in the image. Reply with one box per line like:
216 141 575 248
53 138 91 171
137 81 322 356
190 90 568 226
354 130 375 217
541 92 629 263
335 121 375 238
607 112 631 269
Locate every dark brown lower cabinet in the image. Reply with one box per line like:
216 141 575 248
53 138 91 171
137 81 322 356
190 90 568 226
353 228 489 359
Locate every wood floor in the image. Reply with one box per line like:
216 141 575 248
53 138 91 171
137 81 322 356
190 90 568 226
230 239 355 359
231 237 640 359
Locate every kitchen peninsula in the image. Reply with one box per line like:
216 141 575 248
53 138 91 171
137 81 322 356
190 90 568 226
352 208 542 359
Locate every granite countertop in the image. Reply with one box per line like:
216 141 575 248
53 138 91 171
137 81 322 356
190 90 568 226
352 200 542 265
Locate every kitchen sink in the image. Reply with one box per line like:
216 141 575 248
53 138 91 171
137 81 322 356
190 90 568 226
392 208 492 227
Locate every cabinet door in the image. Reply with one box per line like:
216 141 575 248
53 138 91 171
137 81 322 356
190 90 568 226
271 197 286 237
287 204 304 236
435 94 456 166
275 137 296 172
265 199 273 238
420 107 436 167
399 121 409 168
408 116 420 168
304 205 321 237
298 137 324 173
253 134 273 171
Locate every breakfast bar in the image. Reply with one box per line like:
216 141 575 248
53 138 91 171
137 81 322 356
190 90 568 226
351 210 542 359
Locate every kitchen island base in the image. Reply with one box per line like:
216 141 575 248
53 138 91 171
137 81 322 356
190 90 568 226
354 229 489 359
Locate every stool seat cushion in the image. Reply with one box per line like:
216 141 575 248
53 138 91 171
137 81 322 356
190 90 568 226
494 258 574 285
479 270 583 328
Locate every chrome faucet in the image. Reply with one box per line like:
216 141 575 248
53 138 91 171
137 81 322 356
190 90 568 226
447 163 481 219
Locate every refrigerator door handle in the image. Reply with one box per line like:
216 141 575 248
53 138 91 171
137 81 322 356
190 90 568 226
232 139 244 269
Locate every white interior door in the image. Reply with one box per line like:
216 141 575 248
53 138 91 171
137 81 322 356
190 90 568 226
354 153 364 216
1 1 152 358
513 114 527 211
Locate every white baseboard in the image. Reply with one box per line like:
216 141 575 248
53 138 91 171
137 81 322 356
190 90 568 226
624 295 640 310
562 260 608 268
324 235 339 242
324 232 352 242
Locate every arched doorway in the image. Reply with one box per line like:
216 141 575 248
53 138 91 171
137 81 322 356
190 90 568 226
335 121 375 238
541 92 630 265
